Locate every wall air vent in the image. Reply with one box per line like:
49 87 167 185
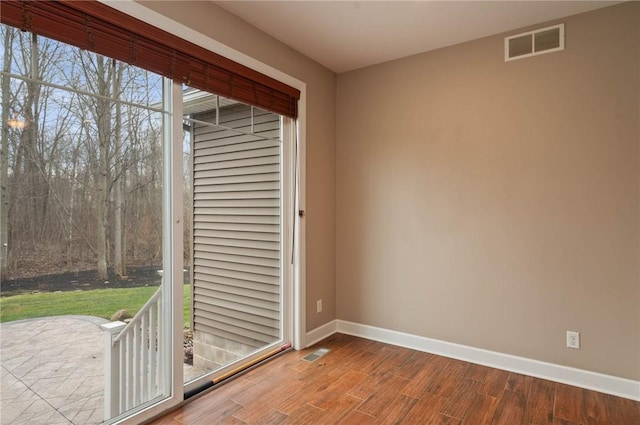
505 23 564 61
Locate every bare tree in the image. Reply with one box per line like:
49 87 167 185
1 26 14 276
16 32 42 247
112 59 126 277
2 23 165 280
90 55 113 281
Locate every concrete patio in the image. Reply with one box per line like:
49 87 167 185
1 315 210 425
0 316 106 425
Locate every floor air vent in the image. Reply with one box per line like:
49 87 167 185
303 348 330 362
505 23 564 61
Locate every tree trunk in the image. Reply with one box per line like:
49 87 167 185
95 56 111 281
67 142 81 271
0 28 14 276
113 60 126 277
19 33 40 247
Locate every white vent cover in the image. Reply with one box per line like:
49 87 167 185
505 23 564 61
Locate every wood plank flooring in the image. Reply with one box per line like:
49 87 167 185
150 334 640 425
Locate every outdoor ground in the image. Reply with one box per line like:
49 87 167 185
1 265 194 363
0 266 189 297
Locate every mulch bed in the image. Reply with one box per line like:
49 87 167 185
0 266 171 297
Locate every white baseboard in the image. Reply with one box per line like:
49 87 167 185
305 319 337 348
306 319 640 401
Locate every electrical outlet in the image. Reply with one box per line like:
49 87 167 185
566 331 580 349
316 299 322 313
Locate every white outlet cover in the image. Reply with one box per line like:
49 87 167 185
566 331 580 349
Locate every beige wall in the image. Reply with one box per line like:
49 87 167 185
141 0 640 380
337 2 639 380
138 1 337 331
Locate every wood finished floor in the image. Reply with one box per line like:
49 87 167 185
150 334 640 425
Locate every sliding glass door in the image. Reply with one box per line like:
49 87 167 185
2 5 298 422
182 89 293 391
0 25 183 424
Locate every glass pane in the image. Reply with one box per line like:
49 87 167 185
0 24 170 424
182 87 283 384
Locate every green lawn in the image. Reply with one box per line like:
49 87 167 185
0 285 192 327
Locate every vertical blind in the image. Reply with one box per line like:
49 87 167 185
0 0 300 118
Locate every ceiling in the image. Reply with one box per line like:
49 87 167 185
215 1 620 73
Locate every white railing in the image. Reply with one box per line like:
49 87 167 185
101 286 163 420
